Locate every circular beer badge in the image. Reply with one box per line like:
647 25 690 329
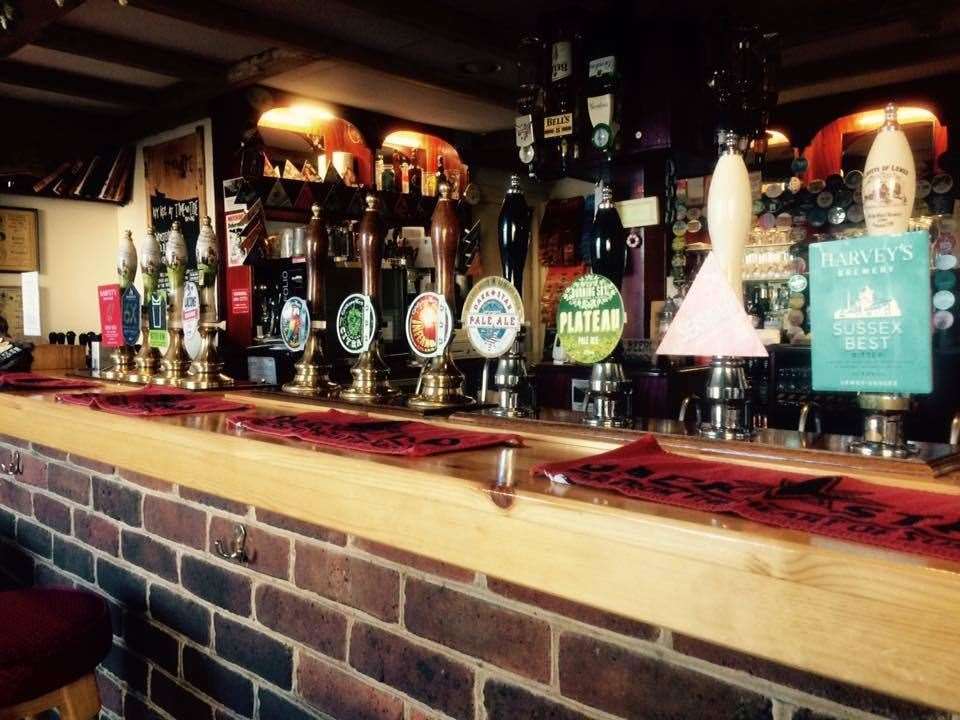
936 253 958 270
555 274 626 364
280 297 310 352
933 310 955 331
934 270 957 291
337 293 376 354
787 274 807 293
181 281 202 358
182 281 200 342
405 292 452 358
462 277 523 358
933 290 956 311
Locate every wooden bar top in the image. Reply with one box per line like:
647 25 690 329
2 385 960 712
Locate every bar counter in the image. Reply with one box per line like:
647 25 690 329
2 385 960 717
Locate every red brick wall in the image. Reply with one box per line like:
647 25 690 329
0 434 953 720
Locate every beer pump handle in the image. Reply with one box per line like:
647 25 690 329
305 203 329 319
431 182 461 312
590 184 627 289
357 194 384 316
498 174 531 294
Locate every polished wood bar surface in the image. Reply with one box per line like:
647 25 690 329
2 386 960 712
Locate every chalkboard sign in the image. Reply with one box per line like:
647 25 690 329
143 128 207 291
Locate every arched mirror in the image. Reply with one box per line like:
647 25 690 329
378 130 469 198
257 104 373 186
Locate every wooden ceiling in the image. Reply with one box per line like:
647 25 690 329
2 0 960 144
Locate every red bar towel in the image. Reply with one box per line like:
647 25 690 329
534 435 960 563
56 385 250 417
0 372 100 391
228 410 522 457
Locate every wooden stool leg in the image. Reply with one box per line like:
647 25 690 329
0 672 100 720
56 674 101 720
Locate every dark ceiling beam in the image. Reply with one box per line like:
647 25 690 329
122 47 317 141
781 32 960 92
122 0 515 108
0 59 154 106
338 0 518 56
0 0 85 56
33 24 227 81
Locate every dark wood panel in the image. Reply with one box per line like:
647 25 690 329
34 24 227 81
0 59 153 106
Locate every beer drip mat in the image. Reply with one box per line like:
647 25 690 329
535 434 960 563
56 386 252 417
0 372 100 391
67 369 276 392
247 387 487 417
227 409 521 457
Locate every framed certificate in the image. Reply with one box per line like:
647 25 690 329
0 207 40 272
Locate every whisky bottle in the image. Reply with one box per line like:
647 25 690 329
585 33 618 156
408 149 423 198
436 155 448 186
516 33 545 178
375 150 386 191
544 16 581 174
380 149 396 192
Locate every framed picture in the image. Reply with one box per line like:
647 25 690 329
0 206 40 272
142 127 206 290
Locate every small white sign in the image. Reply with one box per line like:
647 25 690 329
21 271 40 337
615 197 660 228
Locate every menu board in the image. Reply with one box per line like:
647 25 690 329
0 286 23 338
143 128 206 290
809 231 932 394
0 207 39 272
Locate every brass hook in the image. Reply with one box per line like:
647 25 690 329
214 524 248 564
0 451 22 476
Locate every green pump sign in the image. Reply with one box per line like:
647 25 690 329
809 230 932 394
556 273 625 364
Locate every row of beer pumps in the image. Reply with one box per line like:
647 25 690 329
102 171 634 427
105 217 234 389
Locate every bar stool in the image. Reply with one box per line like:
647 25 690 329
0 588 112 720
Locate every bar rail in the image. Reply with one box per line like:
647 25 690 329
1 388 959 712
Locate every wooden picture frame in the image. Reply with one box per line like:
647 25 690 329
142 127 207 282
0 206 40 272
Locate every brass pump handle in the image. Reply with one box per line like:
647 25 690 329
431 182 460 312
357 194 385 315
305 203 329 317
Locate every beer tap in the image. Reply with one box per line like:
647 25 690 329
340 195 401 403
408 183 474 409
103 230 138 380
282 204 338 397
183 217 234 389
153 221 193 386
582 184 632 428
128 227 162 383
488 174 535 418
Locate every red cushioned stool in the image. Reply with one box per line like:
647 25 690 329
0 588 112 720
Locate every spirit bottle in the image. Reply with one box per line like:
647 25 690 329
585 33 618 155
408 149 423 198
516 34 545 178
544 16 581 174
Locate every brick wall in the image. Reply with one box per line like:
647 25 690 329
0 433 955 720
